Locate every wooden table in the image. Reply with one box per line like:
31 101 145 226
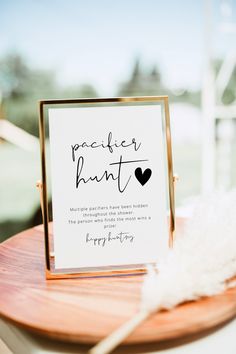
0 221 236 353
1 316 236 354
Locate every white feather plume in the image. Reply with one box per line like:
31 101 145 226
141 190 236 313
89 190 236 354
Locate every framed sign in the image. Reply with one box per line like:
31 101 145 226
38 96 175 279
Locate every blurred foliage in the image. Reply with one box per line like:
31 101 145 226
0 53 99 239
1 52 236 240
117 57 236 107
0 54 55 98
214 59 236 105
1 54 235 138
117 58 201 106
0 53 98 136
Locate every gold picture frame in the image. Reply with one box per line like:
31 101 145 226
38 96 176 279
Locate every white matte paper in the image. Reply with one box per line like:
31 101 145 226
48 105 169 270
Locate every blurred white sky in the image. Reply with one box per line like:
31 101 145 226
0 0 235 94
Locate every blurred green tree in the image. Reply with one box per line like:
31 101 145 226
214 59 236 105
0 54 30 98
0 53 98 136
117 58 200 106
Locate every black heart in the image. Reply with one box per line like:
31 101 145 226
135 167 152 186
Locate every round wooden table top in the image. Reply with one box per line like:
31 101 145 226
0 219 236 345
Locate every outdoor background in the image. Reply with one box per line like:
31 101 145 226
0 0 236 241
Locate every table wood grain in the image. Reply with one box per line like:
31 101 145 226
0 220 236 345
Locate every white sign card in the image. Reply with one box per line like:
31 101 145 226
39 98 174 277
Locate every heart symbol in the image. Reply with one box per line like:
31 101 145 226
135 167 152 186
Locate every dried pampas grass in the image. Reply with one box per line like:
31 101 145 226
142 190 236 313
89 190 236 354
